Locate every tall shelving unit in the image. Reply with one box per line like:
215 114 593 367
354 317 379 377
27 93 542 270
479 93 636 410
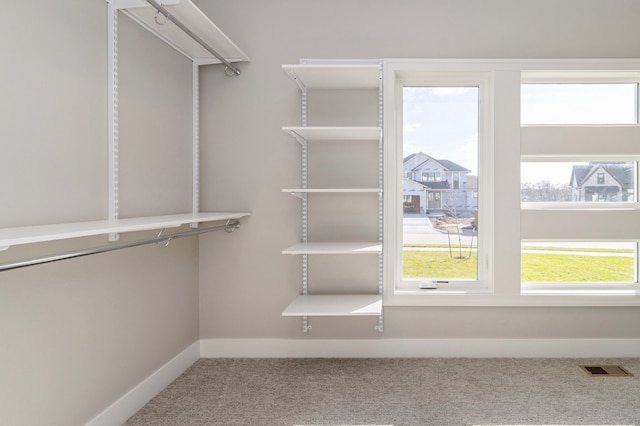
0 1 251 262
104 0 250 238
281 60 384 332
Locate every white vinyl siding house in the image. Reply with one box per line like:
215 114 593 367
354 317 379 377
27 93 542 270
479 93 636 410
570 162 635 202
402 152 477 213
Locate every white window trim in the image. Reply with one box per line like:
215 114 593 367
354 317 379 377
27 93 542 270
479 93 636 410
383 58 640 307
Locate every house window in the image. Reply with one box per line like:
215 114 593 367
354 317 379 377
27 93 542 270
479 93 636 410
403 86 479 284
520 76 640 292
385 58 640 307
422 171 439 181
384 61 489 305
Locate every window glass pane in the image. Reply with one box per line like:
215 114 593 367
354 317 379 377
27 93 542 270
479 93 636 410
403 87 479 281
521 242 637 283
521 161 637 202
521 83 638 125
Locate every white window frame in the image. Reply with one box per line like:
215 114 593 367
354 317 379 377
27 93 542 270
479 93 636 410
520 69 640 296
384 58 640 307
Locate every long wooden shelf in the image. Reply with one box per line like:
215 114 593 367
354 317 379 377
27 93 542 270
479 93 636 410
116 0 250 63
0 212 250 249
283 242 382 255
282 295 383 317
282 126 381 141
282 64 381 89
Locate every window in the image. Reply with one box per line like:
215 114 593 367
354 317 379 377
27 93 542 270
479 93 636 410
404 87 479 283
521 75 640 293
521 241 637 284
385 59 640 306
384 61 491 305
422 171 440 182
521 83 638 125
452 173 460 190
521 161 637 203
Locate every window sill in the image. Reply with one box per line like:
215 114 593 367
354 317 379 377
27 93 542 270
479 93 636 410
385 287 640 307
521 202 639 211
521 282 640 296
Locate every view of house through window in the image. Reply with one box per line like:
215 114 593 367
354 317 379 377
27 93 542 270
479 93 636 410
402 87 479 281
521 82 639 284
521 161 636 203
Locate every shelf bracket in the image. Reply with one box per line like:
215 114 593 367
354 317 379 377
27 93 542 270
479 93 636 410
287 70 307 93
290 192 307 201
288 130 307 147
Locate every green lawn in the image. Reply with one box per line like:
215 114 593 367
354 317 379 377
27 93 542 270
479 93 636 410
403 248 635 282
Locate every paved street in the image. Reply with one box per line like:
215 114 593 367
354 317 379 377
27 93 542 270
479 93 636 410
402 216 633 257
403 216 475 246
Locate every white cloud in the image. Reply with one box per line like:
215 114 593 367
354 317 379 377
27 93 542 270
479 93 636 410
460 133 478 174
403 122 422 134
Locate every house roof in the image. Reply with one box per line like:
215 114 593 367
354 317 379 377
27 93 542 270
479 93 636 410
404 152 470 173
572 163 634 189
434 159 471 172
403 153 418 163
409 179 450 190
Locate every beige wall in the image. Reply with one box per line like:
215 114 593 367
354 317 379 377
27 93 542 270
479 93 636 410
197 0 640 339
3 0 640 423
0 1 199 424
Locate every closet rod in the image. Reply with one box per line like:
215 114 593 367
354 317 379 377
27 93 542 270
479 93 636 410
144 0 241 76
0 221 241 272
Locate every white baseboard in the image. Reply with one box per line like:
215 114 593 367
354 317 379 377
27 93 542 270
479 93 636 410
200 338 640 358
86 341 199 426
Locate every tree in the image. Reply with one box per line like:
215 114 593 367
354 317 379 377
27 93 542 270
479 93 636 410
521 181 572 202
441 191 474 259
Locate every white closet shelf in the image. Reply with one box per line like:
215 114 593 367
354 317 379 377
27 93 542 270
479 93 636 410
282 126 381 141
283 242 382 255
282 295 383 317
0 212 250 249
282 64 381 89
114 0 250 63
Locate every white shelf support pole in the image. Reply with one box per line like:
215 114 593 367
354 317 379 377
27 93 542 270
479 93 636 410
191 60 201 224
300 75 311 333
376 63 384 333
107 2 120 241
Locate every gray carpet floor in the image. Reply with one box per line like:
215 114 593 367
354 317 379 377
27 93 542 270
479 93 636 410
125 358 640 425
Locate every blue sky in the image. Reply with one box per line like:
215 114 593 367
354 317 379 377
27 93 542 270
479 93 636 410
403 83 637 184
403 87 479 175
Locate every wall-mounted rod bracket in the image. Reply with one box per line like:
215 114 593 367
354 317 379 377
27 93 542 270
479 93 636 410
143 0 242 76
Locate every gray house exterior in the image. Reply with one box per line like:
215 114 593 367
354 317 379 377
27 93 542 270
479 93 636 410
570 162 634 202
403 152 477 213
